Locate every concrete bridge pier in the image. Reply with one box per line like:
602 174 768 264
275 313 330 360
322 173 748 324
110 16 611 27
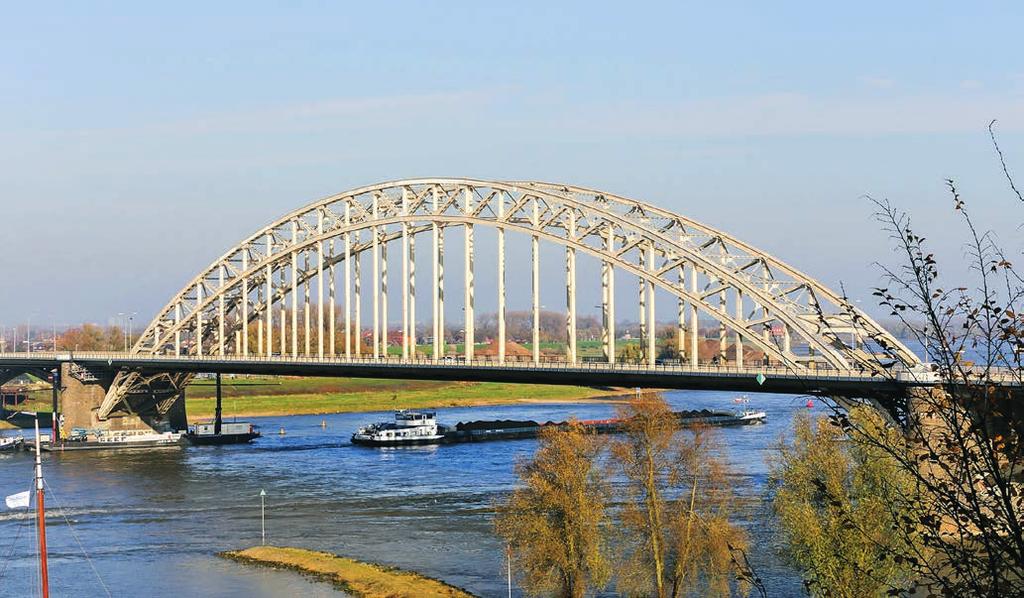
58 363 188 436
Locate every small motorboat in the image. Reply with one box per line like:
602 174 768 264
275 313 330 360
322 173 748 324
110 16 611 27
730 396 767 425
0 435 24 451
351 410 449 447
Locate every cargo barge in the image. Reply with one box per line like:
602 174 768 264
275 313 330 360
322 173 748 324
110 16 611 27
352 407 766 447
447 408 766 443
39 429 186 451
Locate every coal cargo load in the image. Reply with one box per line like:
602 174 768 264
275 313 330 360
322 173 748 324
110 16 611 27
449 419 543 442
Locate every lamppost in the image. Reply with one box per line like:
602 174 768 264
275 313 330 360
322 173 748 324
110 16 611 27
127 312 136 352
116 312 137 352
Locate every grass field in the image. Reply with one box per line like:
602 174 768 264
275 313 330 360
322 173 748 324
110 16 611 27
4 371 627 425
221 546 475 597
185 376 620 420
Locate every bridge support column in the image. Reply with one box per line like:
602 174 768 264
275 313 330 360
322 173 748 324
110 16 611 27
638 258 646 364
603 225 615 364
291 221 299 359
408 233 417 357
401 189 410 360
464 225 474 361
532 199 540 365
329 239 336 357
736 290 745 367
196 284 204 357
345 204 352 358
265 232 273 358
258 294 264 356
689 266 698 367
304 251 311 357
497 198 506 364
372 203 380 360
464 188 474 362
431 214 440 361
354 242 362 357
565 214 576 364
646 243 656 367
677 264 685 360
381 236 388 358
174 303 182 356
242 250 250 356
437 225 445 358
718 285 727 363
280 303 286 355
218 264 225 356
318 212 325 359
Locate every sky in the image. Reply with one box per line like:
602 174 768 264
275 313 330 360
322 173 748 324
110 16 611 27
1 1 1023 330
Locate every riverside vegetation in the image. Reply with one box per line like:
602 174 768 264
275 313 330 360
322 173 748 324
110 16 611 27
494 393 755 598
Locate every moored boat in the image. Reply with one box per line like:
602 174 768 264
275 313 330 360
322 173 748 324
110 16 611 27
0 434 24 451
187 421 261 445
351 410 449 446
186 373 262 445
42 429 185 451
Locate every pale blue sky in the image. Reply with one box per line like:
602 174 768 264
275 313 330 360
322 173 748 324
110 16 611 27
1 2 1022 328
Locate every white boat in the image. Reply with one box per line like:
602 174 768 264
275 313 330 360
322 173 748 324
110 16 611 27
730 396 767 425
351 410 449 446
0 435 23 451
43 429 185 451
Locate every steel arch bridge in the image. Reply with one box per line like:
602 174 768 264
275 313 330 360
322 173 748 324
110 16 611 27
99 178 919 418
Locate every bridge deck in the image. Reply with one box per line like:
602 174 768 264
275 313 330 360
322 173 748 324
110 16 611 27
0 352 926 399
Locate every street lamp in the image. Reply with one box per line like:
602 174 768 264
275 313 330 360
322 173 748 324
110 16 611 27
117 312 137 352
127 312 137 352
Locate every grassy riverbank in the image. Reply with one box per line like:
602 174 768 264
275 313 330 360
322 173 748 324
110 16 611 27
185 376 622 420
2 375 628 426
220 546 476 597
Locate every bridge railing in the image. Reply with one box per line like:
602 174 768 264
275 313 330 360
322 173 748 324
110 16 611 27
5 350 1016 385
0 351 889 382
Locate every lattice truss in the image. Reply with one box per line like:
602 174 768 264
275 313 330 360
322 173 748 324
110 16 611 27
130 176 921 368
101 179 919 418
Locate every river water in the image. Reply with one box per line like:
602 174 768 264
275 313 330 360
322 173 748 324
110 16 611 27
0 390 809 596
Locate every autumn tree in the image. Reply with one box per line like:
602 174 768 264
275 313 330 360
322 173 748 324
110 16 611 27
804 123 1024 595
612 394 751 597
770 408 922 597
495 420 611 598
57 323 126 351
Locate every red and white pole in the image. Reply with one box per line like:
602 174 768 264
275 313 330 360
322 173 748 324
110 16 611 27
34 418 49 598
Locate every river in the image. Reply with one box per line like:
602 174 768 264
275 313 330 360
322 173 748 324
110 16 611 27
0 390 809 596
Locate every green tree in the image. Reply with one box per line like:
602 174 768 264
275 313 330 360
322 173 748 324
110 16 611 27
769 408 921 597
495 420 611 598
620 341 644 363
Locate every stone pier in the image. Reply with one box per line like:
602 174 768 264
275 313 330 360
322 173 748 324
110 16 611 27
58 363 187 435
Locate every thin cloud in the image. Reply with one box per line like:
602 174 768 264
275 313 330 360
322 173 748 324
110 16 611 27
559 92 1024 137
64 89 499 137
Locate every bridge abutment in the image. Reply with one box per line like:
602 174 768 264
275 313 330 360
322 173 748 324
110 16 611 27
58 363 187 435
